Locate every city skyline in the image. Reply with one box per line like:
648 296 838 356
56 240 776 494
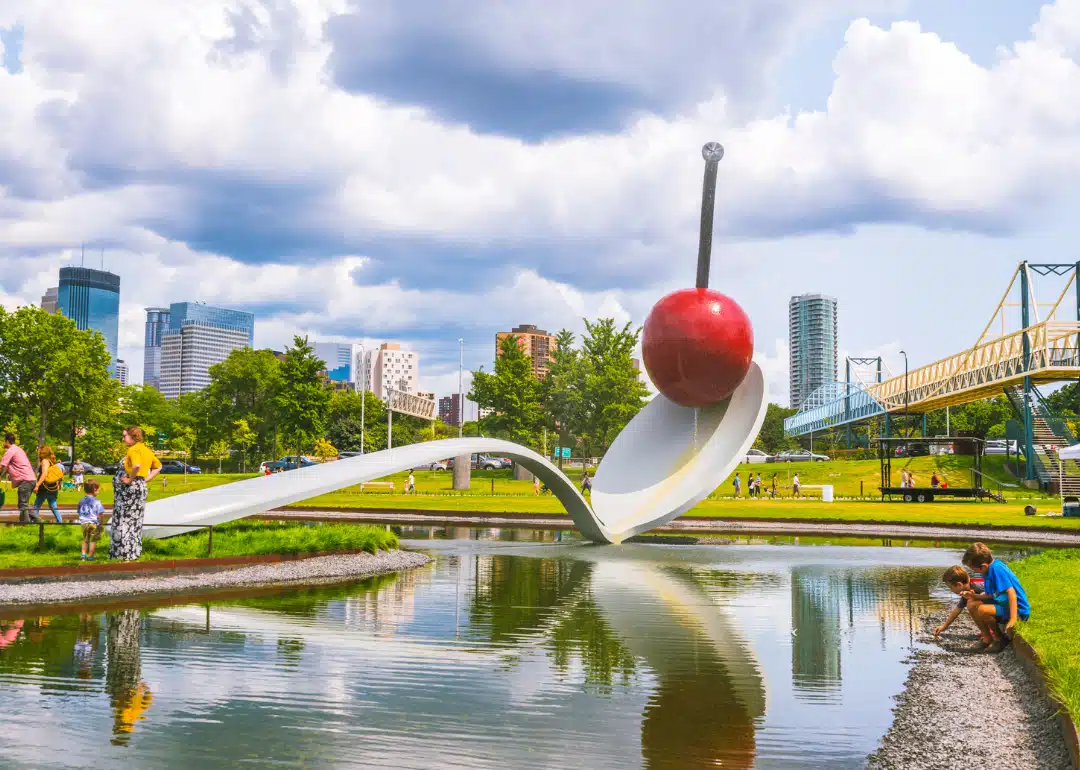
2 2 1076 406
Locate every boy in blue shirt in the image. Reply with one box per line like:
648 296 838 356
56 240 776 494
77 479 106 562
961 542 1030 652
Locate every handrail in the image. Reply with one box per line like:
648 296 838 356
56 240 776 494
0 521 217 556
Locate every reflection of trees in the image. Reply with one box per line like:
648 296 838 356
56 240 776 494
470 556 587 643
546 587 637 691
106 610 152 746
790 567 941 698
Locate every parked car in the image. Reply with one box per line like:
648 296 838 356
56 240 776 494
895 443 930 457
448 454 504 471
338 451 364 460
983 440 1019 455
160 460 201 474
778 450 830 462
744 449 773 464
260 456 317 473
60 460 106 475
427 460 448 471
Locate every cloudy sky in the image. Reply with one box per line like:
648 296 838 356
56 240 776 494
2 0 1080 405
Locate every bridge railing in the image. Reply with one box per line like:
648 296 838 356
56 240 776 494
868 321 1080 411
783 383 887 437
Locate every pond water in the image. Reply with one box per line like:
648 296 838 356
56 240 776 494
0 530 1035 769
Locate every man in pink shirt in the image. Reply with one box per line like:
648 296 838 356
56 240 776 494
1 433 39 523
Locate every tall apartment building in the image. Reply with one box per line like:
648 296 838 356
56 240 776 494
439 393 476 426
143 307 171 391
115 359 129 386
40 287 58 314
57 267 120 375
358 343 418 400
314 342 356 383
788 293 838 408
159 302 255 399
496 324 557 379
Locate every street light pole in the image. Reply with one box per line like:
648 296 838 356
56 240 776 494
900 350 909 413
458 337 464 438
357 344 365 455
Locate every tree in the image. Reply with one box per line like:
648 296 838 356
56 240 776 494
326 389 387 452
0 306 112 445
577 319 649 455
203 348 283 460
470 334 543 446
168 425 195 474
541 329 584 459
313 438 338 462
755 404 798 453
232 419 257 473
276 336 331 459
206 439 230 474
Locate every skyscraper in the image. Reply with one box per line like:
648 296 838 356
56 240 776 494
159 302 255 399
359 343 419 400
115 359 129 386
314 342 356 383
40 287 58 314
57 267 120 374
143 307 171 391
788 293 838 408
496 324 557 379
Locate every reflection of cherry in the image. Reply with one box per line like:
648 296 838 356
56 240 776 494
643 289 753 408
641 142 754 407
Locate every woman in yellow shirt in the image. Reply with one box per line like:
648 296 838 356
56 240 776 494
109 426 162 561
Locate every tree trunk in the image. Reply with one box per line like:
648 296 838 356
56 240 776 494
38 407 47 447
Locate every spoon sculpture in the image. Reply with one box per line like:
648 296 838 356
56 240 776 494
142 143 766 544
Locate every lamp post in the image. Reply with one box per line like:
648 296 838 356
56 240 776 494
458 337 464 438
357 344 365 455
899 350 909 413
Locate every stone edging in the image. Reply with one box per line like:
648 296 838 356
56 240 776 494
1012 633 1080 769
0 549 376 583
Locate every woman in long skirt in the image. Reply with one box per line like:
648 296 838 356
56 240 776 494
109 426 162 561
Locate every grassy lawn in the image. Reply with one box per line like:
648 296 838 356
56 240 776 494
1 473 258 508
0 521 397 570
1013 549 1080 722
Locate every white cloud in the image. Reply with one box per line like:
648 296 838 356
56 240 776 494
4 1 1080 402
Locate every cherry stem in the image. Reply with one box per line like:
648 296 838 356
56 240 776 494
696 142 724 290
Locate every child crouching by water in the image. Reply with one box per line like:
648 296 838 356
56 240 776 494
78 478 106 562
933 565 984 640
961 542 1031 652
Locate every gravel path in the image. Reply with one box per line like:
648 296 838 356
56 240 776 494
866 610 1074 769
0 550 431 606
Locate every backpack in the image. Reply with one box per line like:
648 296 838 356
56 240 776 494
43 462 65 489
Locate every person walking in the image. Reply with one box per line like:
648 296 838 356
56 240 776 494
1 433 39 523
109 427 162 561
32 445 65 523
72 460 85 491
792 472 801 498
581 470 592 496
771 473 778 498
733 472 741 497
755 473 763 500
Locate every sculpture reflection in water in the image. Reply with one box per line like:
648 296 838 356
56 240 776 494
156 552 766 770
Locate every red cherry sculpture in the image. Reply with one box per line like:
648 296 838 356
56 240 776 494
642 141 754 407
642 289 753 407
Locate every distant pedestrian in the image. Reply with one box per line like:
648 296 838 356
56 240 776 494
931 472 940 488
109 426 162 561
32 445 65 523
755 473 763 499
533 476 540 496
407 471 416 494
78 478 105 562
792 472 801 498
72 460 85 491
900 470 909 488
733 473 741 497
581 471 592 495
771 473 778 498
0 433 38 523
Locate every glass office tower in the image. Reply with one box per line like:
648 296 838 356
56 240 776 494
57 267 121 374
143 307 172 390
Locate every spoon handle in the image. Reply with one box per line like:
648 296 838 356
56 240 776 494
696 142 725 289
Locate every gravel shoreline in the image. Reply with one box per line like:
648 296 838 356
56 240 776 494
0 550 432 606
866 610 1073 769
